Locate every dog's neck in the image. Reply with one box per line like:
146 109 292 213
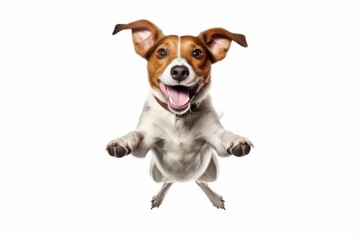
154 96 201 118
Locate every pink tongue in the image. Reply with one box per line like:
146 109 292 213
168 86 190 109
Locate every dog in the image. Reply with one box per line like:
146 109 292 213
106 19 253 209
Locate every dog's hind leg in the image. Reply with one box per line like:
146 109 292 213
196 153 225 209
197 153 219 182
196 181 225 209
151 182 173 209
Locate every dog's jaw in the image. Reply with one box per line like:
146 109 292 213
151 82 209 115
157 57 198 111
159 81 199 110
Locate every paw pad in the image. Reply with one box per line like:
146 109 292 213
106 144 131 158
227 141 252 157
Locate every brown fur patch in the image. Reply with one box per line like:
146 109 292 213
147 35 178 88
180 36 212 89
146 35 212 91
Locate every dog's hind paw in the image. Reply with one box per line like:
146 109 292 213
196 181 226 210
210 194 226 210
151 195 163 209
150 183 173 209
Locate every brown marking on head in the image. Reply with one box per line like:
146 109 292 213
146 35 179 88
112 20 247 114
179 36 212 90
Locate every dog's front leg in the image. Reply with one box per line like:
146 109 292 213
106 131 152 158
209 128 254 157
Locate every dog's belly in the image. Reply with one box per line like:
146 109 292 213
150 138 213 182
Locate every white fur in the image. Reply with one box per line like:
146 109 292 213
107 33 253 208
119 93 251 181
177 36 181 60
137 94 220 181
107 91 253 208
158 58 200 87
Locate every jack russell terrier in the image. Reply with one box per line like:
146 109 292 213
106 19 253 209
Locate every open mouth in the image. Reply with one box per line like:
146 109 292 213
159 81 199 110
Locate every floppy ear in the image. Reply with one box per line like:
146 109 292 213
113 19 164 58
198 28 247 62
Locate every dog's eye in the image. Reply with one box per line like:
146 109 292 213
192 49 204 59
156 48 168 59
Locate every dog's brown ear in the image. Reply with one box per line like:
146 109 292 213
198 28 247 62
113 19 164 58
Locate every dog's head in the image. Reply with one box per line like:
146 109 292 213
113 19 247 115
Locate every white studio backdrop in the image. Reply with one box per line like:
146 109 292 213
0 0 359 239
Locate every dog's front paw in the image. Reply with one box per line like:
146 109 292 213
106 139 132 158
227 137 253 157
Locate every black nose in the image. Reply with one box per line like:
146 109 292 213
170 65 189 82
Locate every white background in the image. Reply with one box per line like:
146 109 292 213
1 0 359 239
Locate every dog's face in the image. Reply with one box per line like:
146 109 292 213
147 35 212 114
113 20 247 115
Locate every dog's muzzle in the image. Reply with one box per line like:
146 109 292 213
159 82 199 111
